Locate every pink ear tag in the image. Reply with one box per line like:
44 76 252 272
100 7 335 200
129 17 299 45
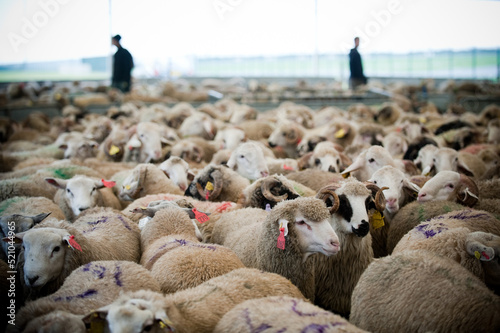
283 164 293 171
481 251 490 260
192 208 209 223
68 235 82 252
101 179 116 188
277 223 285 250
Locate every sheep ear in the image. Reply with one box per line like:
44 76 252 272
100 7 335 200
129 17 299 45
203 119 215 139
456 174 479 207
457 160 475 177
402 179 420 200
45 177 67 189
338 152 352 172
192 146 203 163
297 152 313 170
342 155 364 175
226 153 237 170
32 212 51 224
2 232 25 244
82 308 110 326
421 165 433 176
58 144 68 150
155 309 175 331
278 219 289 237
466 240 495 262
187 171 196 182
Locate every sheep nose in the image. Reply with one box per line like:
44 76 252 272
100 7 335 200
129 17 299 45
261 171 269 178
330 240 340 252
27 275 39 286
179 183 187 191
154 150 162 159
387 198 397 205
268 142 276 148
352 220 370 237
79 207 89 212
418 193 426 201
328 166 337 173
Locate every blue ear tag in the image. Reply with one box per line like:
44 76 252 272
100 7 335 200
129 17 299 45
265 204 271 212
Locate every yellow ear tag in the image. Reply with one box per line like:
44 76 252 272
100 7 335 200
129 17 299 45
341 172 350 179
205 181 214 191
125 185 131 190
474 251 481 260
424 172 431 177
372 211 385 230
419 117 427 124
335 128 346 138
109 145 120 155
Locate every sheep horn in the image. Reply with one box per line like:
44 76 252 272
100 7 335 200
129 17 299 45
261 178 288 202
456 174 479 207
364 182 388 212
209 169 224 200
196 182 206 199
316 188 340 214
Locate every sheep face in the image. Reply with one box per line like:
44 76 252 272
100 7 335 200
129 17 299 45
179 113 216 140
382 132 408 157
227 142 269 180
342 146 395 181
280 214 340 259
159 157 190 192
60 138 99 160
369 166 420 214
417 171 479 207
214 128 246 150
0 213 50 257
136 122 164 162
431 148 459 174
414 144 439 175
268 122 303 151
46 176 108 217
19 228 73 288
171 141 204 164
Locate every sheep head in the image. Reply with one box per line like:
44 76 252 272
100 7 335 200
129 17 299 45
239 175 300 209
465 231 500 294
227 141 269 180
417 171 479 207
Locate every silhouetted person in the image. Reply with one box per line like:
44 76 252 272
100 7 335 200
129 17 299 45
111 34 134 93
349 37 367 90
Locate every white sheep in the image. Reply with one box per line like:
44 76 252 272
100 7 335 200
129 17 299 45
15 207 141 300
213 127 246 151
226 141 270 180
267 120 305 159
84 268 306 333
341 146 398 181
297 141 350 173
381 131 408 158
158 156 192 192
15 260 161 332
350 250 500 333
313 179 385 316
178 111 217 140
208 197 340 301
45 175 122 221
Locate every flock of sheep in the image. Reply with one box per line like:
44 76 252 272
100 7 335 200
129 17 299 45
0 78 500 333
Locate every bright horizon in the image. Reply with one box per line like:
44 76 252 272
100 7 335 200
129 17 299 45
1 0 499 66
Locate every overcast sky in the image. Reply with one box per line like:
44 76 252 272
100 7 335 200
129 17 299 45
1 0 499 65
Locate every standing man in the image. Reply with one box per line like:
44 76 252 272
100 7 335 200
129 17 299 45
349 37 367 90
111 34 134 93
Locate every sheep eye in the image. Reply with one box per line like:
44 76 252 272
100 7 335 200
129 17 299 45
143 324 153 332
296 220 306 225
53 246 60 253
433 158 436 162
92 187 97 192
368 158 375 163
446 184 454 189
66 189 72 195
315 158 320 165
336 159 340 164
282 132 287 136
239 155 245 159
373 180 377 184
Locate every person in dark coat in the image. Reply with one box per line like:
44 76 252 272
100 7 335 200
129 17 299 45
349 37 367 90
111 34 134 93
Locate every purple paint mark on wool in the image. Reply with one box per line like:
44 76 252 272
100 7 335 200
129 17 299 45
82 263 92 272
175 239 187 246
54 289 98 302
83 227 97 234
330 322 345 327
87 216 108 226
450 211 489 220
415 223 428 232
276 329 287 333
301 324 329 333
117 215 132 231
114 265 123 287
243 308 272 333
291 300 320 317
424 230 437 238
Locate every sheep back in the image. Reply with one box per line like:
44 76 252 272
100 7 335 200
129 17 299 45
0 196 65 221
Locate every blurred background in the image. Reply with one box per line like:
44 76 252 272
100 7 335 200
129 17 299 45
1 0 499 82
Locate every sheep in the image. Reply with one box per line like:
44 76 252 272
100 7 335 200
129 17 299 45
14 260 161 333
140 207 245 294
393 221 500 293
341 146 398 181
417 171 500 216
210 149 232 165
267 120 305 159
350 250 500 333
45 175 122 221
266 157 300 175
170 137 218 165
0 173 59 201
421 146 485 178
84 268 306 333
0 196 65 221
237 175 301 210
487 118 500 144
414 143 439 175
402 136 438 161
313 179 385 317
0 212 51 261
15 207 141 300
237 119 275 141
381 131 408 158
158 156 192 192
117 163 184 202
208 197 340 301
226 141 270 180
131 121 175 163
213 127 246 150
178 111 217 140
350 123 385 148
374 102 403 126
214 296 368 333
366 165 420 257
96 124 131 162
55 131 99 160
285 169 343 193
297 141 351 173
1 144 64 172
185 164 250 203
386 200 465 254
0 162 101 181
